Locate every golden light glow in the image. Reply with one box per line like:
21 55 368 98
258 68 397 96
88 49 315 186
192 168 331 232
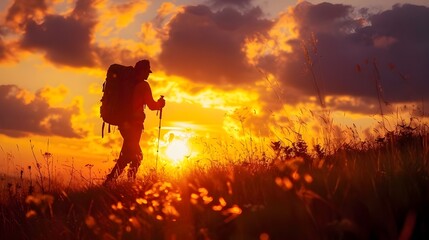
156 2 184 23
96 0 149 35
165 139 190 164
243 6 298 66
161 128 194 165
39 85 68 106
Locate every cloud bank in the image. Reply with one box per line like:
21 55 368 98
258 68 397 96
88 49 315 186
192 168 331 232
0 0 428 139
0 85 87 138
158 1 429 112
159 5 272 86
274 2 429 106
2 0 153 68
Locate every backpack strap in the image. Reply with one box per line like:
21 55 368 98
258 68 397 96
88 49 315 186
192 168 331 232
101 122 114 138
102 121 105 138
101 121 114 138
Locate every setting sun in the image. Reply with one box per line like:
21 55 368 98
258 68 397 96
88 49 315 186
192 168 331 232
165 139 190 164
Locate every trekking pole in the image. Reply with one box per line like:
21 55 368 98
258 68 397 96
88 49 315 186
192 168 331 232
156 95 164 173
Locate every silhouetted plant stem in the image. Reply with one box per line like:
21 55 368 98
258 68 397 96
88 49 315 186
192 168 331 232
29 140 45 193
372 59 387 132
302 42 325 109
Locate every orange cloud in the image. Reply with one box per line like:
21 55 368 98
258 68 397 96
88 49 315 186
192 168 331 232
243 7 297 65
5 0 48 30
38 85 68 106
156 2 182 24
96 0 149 35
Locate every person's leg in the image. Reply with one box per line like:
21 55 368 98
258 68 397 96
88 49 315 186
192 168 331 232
105 157 128 182
104 127 133 183
128 152 142 181
127 123 143 181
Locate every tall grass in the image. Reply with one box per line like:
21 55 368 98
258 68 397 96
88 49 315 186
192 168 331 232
1 121 428 240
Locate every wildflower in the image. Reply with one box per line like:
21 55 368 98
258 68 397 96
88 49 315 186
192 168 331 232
223 205 242 223
190 193 199 205
203 196 213 205
160 182 172 191
292 171 300 181
191 193 199 200
145 189 153 196
162 205 180 217
260 233 270 240
219 197 227 207
25 194 54 206
85 215 96 229
283 178 293 189
136 198 147 205
198 187 208 197
128 217 141 229
275 177 293 190
304 174 313 183
212 205 223 211
147 206 154 213
275 177 282 186
172 192 182 202
43 152 52 158
151 200 160 208
222 205 242 215
111 201 124 210
25 210 37 218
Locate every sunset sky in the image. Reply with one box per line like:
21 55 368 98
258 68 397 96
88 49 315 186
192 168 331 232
0 0 428 179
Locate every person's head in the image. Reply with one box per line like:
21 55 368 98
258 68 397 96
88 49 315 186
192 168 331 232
134 59 152 81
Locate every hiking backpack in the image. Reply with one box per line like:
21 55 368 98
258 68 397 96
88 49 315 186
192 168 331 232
100 64 136 137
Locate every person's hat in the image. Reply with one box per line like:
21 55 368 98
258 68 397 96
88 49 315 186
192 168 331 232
135 59 152 73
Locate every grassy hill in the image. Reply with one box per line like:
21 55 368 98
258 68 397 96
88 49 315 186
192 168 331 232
1 124 428 240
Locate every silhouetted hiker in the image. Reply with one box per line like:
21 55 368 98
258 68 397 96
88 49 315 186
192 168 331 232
102 60 165 184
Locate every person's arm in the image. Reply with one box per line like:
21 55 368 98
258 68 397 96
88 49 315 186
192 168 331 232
134 81 163 111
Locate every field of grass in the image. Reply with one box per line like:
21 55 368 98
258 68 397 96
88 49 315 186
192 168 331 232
1 123 428 240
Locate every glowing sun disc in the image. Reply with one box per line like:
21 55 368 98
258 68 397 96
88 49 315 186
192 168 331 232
165 140 190 164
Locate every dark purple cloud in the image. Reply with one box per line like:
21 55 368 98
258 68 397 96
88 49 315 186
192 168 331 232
159 5 272 87
19 0 97 67
1 0 154 68
0 85 87 138
271 2 429 112
366 4 429 100
2 0 98 67
21 15 96 67
208 0 253 8
157 1 429 114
